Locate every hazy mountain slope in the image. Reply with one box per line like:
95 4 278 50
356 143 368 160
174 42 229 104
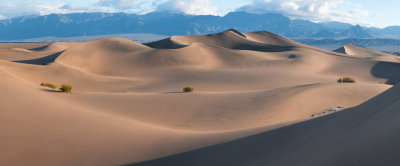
1 12 398 40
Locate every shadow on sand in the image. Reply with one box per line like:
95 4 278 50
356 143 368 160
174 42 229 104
14 51 63 65
371 61 400 85
40 88 63 93
159 91 186 94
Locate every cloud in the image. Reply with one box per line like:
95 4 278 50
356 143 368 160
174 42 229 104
94 0 158 14
236 0 371 23
0 0 376 27
0 0 157 19
157 0 219 15
95 0 140 10
0 14 6 20
0 1 97 18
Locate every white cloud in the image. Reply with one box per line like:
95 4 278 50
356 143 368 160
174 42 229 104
95 0 140 10
0 14 6 20
94 0 158 14
157 0 219 15
237 0 371 24
0 0 378 27
0 0 155 19
0 1 96 18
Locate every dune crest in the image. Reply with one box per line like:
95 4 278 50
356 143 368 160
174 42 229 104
335 44 400 62
146 29 300 51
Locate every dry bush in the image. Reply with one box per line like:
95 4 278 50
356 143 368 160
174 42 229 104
337 77 356 83
60 84 72 93
40 82 57 89
183 86 194 92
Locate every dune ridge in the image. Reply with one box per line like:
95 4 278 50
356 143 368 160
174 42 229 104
334 44 400 62
30 42 78 52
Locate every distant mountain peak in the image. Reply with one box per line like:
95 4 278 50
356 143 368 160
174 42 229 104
312 29 336 38
339 25 372 38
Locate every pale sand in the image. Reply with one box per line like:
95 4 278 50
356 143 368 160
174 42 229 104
1 29 399 165
335 44 400 62
131 84 400 166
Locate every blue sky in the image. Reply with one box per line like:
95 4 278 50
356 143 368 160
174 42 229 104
0 0 398 28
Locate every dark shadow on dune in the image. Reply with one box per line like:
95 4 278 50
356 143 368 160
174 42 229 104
40 88 63 93
147 39 296 52
123 85 400 166
14 51 63 65
226 28 247 38
159 91 185 94
230 44 295 53
371 61 400 85
29 44 51 51
122 111 343 166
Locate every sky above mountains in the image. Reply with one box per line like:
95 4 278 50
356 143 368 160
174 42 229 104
0 0 398 28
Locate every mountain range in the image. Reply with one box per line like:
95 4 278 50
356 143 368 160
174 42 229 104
1 11 400 40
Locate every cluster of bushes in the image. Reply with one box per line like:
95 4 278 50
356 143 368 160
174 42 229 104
337 77 356 83
41 82 72 93
183 86 194 92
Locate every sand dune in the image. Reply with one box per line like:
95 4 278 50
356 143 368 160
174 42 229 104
1 29 400 165
335 44 400 62
146 29 297 52
243 31 303 46
0 67 258 166
130 83 400 166
0 47 51 61
64 83 389 131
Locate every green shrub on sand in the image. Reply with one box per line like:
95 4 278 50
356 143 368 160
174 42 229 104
183 86 194 92
337 77 356 83
60 84 72 93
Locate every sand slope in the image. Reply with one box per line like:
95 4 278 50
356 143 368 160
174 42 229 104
1 29 400 165
130 84 400 166
0 67 255 166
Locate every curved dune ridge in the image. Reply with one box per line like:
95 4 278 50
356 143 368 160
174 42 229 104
30 42 78 52
334 44 400 62
1 29 400 166
56 37 299 76
146 29 301 51
0 47 51 61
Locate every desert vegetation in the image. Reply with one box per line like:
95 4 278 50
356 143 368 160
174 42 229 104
337 77 356 83
60 84 72 93
41 82 72 92
183 86 194 92
40 82 57 89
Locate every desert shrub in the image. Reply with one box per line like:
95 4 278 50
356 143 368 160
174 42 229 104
40 82 57 89
183 86 194 92
60 84 72 93
337 77 356 83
